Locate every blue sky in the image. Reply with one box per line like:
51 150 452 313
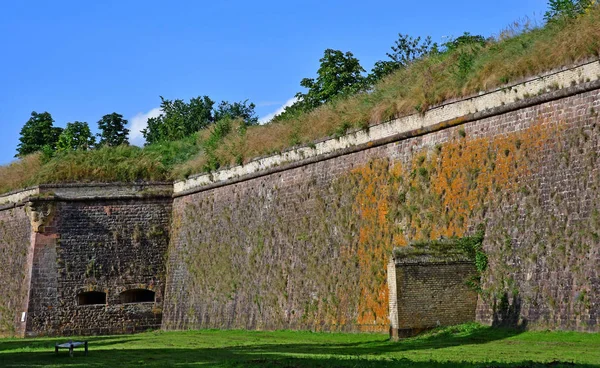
0 0 547 165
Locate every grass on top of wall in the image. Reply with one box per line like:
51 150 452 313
0 323 599 367
2 9 600 194
0 135 201 194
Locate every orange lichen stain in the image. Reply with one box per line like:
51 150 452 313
344 119 561 331
349 159 399 326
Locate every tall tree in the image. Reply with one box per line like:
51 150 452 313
544 0 596 21
295 49 366 110
56 121 96 152
443 32 486 51
213 100 259 126
367 34 438 85
97 113 129 147
142 96 215 144
273 49 366 122
16 111 63 157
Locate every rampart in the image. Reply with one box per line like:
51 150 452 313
0 184 172 337
2 59 600 336
164 59 600 333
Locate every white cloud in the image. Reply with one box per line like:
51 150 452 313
128 107 162 146
256 101 281 107
258 97 298 124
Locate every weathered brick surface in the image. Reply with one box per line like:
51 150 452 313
0 206 31 337
393 262 478 337
164 88 600 333
2 83 600 337
25 198 172 336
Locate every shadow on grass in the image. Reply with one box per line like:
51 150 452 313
0 348 588 368
0 326 591 368
217 323 528 360
0 336 141 352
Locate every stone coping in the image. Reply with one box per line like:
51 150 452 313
174 58 600 195
392 243 472 265
0 182 173 207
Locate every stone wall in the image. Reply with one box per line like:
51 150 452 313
392 262 478 338
24 197 172 336
164 79 600 332
388 243 479 339
0 184 173 337
2 63 600 337
0 205 32 337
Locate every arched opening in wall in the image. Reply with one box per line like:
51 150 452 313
77 291 106 306
119 289 155 304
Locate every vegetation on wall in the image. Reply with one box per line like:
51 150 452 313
0 209 31 337
403 226 488 291
168 115 575 332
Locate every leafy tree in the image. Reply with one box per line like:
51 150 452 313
213 100 259 126
367 34 438 84
442 32 487 86
143 96 215 144
97 113 129 147
443 32 486 51
56 121 96 152
544 0 597 21
295 49 366 110
16 111 63 157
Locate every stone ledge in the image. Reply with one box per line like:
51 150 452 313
0 183 173 207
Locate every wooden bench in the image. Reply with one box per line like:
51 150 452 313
55 340 88 357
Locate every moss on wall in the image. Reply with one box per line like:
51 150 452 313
0 207 31 337
164 89 600 332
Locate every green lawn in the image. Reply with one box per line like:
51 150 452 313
1 324 599 367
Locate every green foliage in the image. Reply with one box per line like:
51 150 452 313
443 32 486 51
34 145 169 184
15 111 63 157
544 0 597 21
201 118 235 172
368 34 439 85
407 225 487 291
457 224 488 274
39 145 56 163
143 133 201 168
97 113 129 147
142 97 258 144
213 100 259 126
56 121 96 153
143 96 215 144
293 49 366 111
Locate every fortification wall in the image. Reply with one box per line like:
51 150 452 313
26 197 172 336
164 60 600 332
0 184 173 337
0 205 32 337
2 62 600 337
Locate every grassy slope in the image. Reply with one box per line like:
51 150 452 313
1 324 599 367
2 9 600 194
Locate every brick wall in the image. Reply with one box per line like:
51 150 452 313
25 198 172 336
0 205 32 337
392 262 478 338
164 87 600 332
2 72 600 337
